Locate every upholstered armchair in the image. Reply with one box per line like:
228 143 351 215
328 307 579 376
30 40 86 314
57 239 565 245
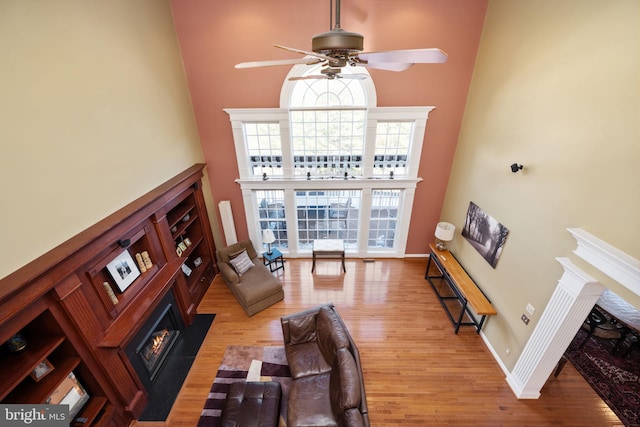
216 240 284 316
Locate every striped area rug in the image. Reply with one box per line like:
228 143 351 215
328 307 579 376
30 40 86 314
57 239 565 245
197 346 291 427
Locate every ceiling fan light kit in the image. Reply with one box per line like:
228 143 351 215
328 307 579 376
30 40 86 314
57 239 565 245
235 0 447 80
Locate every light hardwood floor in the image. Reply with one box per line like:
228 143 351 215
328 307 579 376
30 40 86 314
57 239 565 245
132 258 622 426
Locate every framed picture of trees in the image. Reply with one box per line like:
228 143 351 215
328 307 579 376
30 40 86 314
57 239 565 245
462 202 509 268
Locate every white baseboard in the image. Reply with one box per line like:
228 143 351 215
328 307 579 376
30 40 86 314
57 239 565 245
480 329 510 377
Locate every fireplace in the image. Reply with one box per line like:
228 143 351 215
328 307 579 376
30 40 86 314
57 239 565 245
126 290 185 391
137 305 181 381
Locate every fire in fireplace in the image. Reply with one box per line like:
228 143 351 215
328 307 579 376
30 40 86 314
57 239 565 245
142 329 171 368
137 306 181 382
125 291 185 390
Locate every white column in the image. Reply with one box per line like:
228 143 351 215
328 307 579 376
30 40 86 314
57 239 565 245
218 200 238 246
567 228 640 295
506 257 604 398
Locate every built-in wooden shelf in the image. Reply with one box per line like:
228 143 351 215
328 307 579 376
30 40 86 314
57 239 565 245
0 164 218 426
5 356 81 404
0 335 65 400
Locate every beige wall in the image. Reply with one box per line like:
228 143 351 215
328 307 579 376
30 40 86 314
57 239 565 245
442 0 640 369
0 0 205 279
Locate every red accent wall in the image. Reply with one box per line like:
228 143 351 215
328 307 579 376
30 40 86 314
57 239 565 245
170 0 487 254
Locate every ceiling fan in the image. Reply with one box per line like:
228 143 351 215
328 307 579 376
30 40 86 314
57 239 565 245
235 0 448 80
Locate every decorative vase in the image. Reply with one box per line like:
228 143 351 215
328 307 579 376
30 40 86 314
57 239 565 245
6 332 28 353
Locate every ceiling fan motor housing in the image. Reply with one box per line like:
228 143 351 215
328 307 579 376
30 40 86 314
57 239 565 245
312 29 364 55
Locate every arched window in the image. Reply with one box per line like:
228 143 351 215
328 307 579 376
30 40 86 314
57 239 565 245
284 64 372 178
282 62 374 108
225 63 433 258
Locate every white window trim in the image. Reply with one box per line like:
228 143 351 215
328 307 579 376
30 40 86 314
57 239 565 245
225 107 432 258
224 106 433 180
225 108 288 180
237 180 420 258
224 63 434 258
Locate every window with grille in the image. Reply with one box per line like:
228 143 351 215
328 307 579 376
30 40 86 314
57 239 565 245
295 190 360 249
245 123 283 177
290 109 366 177
256 190 287 249
289 67 368 108
226 62 433 257
368 190 400 249
374 122 413 177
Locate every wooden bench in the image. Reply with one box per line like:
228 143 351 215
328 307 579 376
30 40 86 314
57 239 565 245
425 243 497 333
311 239 346 273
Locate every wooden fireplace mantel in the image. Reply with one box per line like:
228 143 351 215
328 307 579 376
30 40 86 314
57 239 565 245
0 164 218 427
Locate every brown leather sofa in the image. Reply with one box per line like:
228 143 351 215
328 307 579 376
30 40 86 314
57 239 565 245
216 240 284 316
281 303 369 427
221 381 281 427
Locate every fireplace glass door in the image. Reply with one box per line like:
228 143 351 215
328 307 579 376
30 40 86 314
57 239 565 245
136 304 181 382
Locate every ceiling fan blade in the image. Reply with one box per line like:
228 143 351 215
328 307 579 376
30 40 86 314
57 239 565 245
358 48 448 64
235 58 323 69
274 44 338 64
341 73 368 80
288 75 330 81
289 73 368 81
361 62 414 72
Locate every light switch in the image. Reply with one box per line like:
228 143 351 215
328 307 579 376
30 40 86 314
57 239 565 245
526 303 535 316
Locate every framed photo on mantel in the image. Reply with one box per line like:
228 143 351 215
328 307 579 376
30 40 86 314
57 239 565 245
106 249 141 293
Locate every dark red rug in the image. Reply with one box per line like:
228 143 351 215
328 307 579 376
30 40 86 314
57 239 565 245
565 328 640 427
